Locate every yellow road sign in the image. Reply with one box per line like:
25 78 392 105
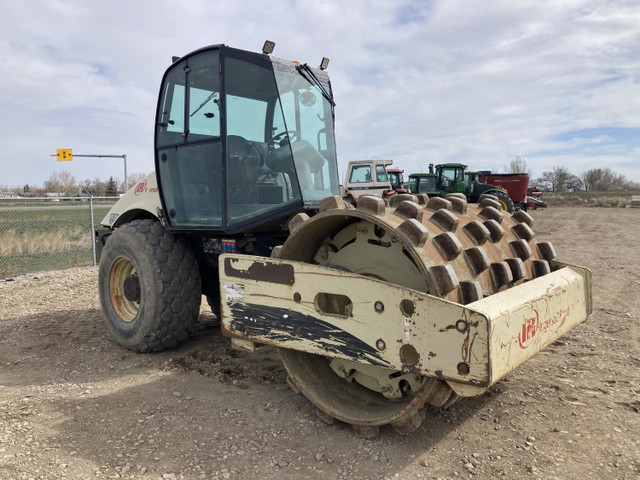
57 148 73 161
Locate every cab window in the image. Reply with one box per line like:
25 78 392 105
376 165 388 182
349 165 372 183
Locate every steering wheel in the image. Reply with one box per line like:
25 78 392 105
267 130 298 150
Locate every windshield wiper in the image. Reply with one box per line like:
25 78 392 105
296 64 335 107
190 92 218 117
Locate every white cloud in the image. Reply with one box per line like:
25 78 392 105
0 0 639 189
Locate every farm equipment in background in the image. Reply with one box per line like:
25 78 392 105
386 166 409 194
342 159 396 204
472 172 547 211
94 42 591 438
407 163 516 213
526 186 547 210
526 195 547 210
407 171 438 195
474 171 531 211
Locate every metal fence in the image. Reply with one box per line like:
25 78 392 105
0 197 119 279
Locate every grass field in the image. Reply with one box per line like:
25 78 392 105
542 190 640 207
1 192 637 279
0 206 113 279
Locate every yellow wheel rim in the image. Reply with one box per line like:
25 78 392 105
109 257 139 323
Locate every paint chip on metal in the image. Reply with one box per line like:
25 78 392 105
223 283 245 301
224 257 295 285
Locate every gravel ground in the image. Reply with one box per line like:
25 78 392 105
1 206 639 480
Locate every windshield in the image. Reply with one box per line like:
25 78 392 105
413 176 437 193
271 57 339 203
389 171 403 189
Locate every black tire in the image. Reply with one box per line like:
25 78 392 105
487 189 515 213
98 219 201 352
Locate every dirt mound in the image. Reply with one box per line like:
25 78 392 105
171 341 287 387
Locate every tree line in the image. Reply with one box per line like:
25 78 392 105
505 157 640 192
8 161 639 196
12 170 148 197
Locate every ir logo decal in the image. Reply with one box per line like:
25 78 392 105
134 180 147 196
133 180 158 196
518 306 572 349
518 310 539 349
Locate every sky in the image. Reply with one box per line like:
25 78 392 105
1 0 639 190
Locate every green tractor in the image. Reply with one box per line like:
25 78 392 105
406 172 437 195
409 163 515 213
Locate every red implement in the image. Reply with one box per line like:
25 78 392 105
479 173 529 203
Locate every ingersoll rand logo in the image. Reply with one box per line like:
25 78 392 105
133 180 157 196
518 310 539 349
134 180 147 196
518 306 572 349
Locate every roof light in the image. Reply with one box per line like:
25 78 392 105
319 57 330 70
262 40 276 55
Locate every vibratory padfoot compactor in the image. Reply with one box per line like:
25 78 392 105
95 42 591 438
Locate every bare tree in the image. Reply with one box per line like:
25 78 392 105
120 171 148 192
536 166 583 192
623 178 640 190
565 173 584 192
580 168 637 191
504 156 532 176
80 177 107 196
44 170 77 195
